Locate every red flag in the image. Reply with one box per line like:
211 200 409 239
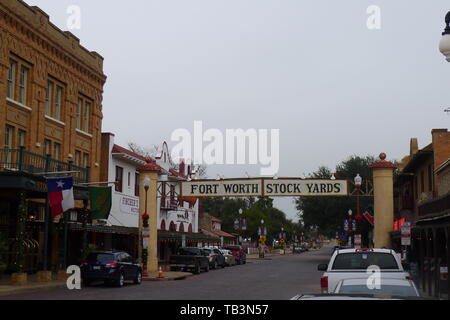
363 212 374 226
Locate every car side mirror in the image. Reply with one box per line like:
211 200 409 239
317 264 328 271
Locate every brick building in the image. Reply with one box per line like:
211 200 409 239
0 0 106 273
392 128 450 299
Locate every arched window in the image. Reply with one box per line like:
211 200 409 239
160 220 166 231
188 224 193 233
169 221 176 232
179 223 185 233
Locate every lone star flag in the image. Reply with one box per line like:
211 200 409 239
47 177 75 218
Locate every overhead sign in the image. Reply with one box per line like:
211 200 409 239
181 178 348 198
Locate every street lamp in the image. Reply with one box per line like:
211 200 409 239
238 208 243 245
258 219 266 258
439 11 450 62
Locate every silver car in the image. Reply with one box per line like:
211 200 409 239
219 249 236 266
333 278 420 297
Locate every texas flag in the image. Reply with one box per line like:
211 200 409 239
47 177 75 218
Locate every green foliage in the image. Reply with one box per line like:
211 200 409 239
201 197 304 244
296 155 376 240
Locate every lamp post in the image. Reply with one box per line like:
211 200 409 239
354 174 363 247
239 208 243 245
142 177 151 277
258 219 266 258
439 11 450 62
348 209 353 247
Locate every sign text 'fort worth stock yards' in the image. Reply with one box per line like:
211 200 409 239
181 179 348 197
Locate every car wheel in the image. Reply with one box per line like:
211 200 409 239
242 260 246 265
194 263 201 274
116 272 125 287
134 270 142 284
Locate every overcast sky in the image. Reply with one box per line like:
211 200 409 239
26 0 450 221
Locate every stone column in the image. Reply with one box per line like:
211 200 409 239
137 165 159 273
369 153 397 249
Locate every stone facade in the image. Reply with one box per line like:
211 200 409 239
0 0 107 182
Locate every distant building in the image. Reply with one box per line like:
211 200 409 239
199 212 236 246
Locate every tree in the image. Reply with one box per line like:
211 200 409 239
296 155 377 246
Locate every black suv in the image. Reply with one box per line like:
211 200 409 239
80 250 142 287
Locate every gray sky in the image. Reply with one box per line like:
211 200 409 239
26 0 450 221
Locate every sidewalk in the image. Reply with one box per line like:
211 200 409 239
0 273 67 297
144 271 193 281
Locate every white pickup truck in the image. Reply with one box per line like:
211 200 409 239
318 248 412 293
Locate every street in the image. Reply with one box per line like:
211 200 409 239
0 246 331 300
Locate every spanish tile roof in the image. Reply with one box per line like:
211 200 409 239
112 144 148 162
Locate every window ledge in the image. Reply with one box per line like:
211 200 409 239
45 115 65 126
76 129 93 138
6 98 32 111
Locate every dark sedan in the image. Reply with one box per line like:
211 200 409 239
80 250 142 287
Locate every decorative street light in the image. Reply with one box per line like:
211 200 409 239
238 208 243 245
439 11 450 62
258 219 266 258
347 209 354 247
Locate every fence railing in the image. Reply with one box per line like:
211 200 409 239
0 148 89 184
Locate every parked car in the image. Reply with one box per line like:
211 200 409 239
223 245 246 265
290 293 422 300
80 250 142 287
220 249 236 266
317 248 411 293
293 246 306 253
202 248 225 269
169 247 210 274
333 278 420 297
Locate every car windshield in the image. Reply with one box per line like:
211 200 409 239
177 248 200 255
338 284 417 297
203 249 212 254
87 253 115 263
332 253 399 270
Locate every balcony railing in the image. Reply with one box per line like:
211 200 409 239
0 148 89 184
417 193 450 217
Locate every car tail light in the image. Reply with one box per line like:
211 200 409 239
80 261 88 267
106 262 119 268
320 276 328 288
406 276 413 280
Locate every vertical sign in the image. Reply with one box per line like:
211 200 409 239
354 234 362 249
142 228 149 249
401 222 411 246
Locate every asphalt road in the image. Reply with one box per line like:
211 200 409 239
1 245 332 300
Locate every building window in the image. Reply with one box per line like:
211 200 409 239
135 173 140 197
420 170 425 194
427 164 433 192
45 81 53 116
45 79 65 120
55 86 63 120
76 98 82 130
54 143 61 161
18 66 28 104
7 59 17 99
115 166 123 192
4 125 14 149
74 150 81 166
77 96 93 133
18 130 26 148
44 139 52 156
83 153 89 168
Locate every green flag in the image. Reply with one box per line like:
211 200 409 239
89 187 112 220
